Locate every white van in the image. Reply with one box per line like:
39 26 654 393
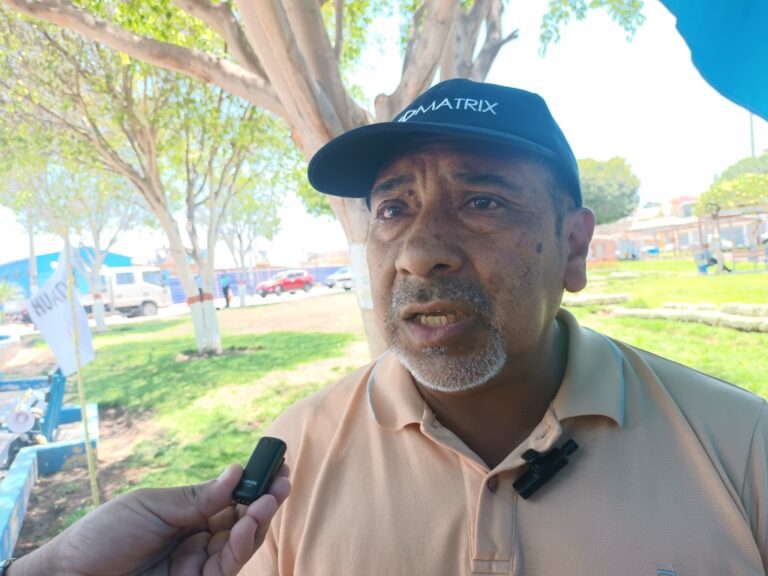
81 266 172 317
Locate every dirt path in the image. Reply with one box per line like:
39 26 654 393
8 292 367 555
13 406 154 556
219 292 365 335
1 345 55 379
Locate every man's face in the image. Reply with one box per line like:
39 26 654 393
367 144 590 393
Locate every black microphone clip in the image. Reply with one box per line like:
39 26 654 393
513 438 578 499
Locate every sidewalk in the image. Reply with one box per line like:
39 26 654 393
0 285 350 338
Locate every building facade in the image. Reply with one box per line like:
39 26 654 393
591 196 768 268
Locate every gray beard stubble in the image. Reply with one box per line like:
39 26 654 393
386 277 507 393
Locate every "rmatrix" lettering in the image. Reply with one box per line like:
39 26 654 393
397 97 498 122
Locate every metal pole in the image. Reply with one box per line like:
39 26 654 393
27 207 37 293
714 212 724 274
64 236 100 507
750 112 756 157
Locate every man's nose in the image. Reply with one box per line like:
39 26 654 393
394 210 464 279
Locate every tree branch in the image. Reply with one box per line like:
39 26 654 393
172 0 266 78
376 0 459 121
334 0 343 62
469 0 517 81
0 0 286 116
401 2 427 77
235 0 332 152
282 0 352 125
438 0 487 79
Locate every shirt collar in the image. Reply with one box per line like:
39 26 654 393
552 308 626 427
367 308 626 430
367 352 426 431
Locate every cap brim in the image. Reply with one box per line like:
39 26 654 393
308 121 558 198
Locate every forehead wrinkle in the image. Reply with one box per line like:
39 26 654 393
452 171 525 194
371 173 415 198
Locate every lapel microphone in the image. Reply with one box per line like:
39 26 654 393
513 438 578 499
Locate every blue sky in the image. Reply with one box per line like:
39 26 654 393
2 0 766 266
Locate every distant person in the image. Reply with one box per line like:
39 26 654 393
763 235 768 270
700 243 731 272
222 274 232 308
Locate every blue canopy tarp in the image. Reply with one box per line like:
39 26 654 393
660 0 768 121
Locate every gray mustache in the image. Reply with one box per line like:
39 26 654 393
390 277 494 318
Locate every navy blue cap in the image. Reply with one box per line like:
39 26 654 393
308 79 581 206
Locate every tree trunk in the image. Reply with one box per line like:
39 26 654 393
348 242 386 358
86 272 107 333
189 300 221 353
238 244 247 308
26 207 37 294
238 274 247 308
92 298 107 333
198 237 223 352
713 213 725 274
158 209 223 353
328 195 386 357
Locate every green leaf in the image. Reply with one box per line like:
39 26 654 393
540 0 645 55
578 156 641 224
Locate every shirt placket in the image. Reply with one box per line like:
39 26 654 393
470 408 564 575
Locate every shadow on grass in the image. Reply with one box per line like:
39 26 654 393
17 318 187 350
84 330 358 490
93 317 188 338
110 370 330 490
82 331 355 414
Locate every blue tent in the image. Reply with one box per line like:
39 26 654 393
660 0 768 121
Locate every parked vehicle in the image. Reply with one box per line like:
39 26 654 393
1 300 31 324
325 266 352 290
81 266 171 317
256 269 314 297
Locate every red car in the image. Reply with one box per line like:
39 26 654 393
256 269 314 297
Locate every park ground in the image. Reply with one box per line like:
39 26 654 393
5 259 768 554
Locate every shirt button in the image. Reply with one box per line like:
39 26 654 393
487 476 499 493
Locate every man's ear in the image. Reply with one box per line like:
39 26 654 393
563 207 595 293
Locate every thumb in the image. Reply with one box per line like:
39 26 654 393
129 464 243 529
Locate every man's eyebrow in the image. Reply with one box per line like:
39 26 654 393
371 174 415 197
453 171 524 193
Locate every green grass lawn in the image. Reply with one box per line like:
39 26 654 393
81 320 362 490
586 259 768 307
571 258 768 396
569 310 768 397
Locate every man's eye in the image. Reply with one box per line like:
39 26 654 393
376 203 405 220
466 196 500 210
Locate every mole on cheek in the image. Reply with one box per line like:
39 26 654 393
535 242 544 254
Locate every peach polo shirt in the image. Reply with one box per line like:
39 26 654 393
242 309 768 576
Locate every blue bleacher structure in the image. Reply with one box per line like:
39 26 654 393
0 372 98 560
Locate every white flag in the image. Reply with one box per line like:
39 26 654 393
26 250 95 376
